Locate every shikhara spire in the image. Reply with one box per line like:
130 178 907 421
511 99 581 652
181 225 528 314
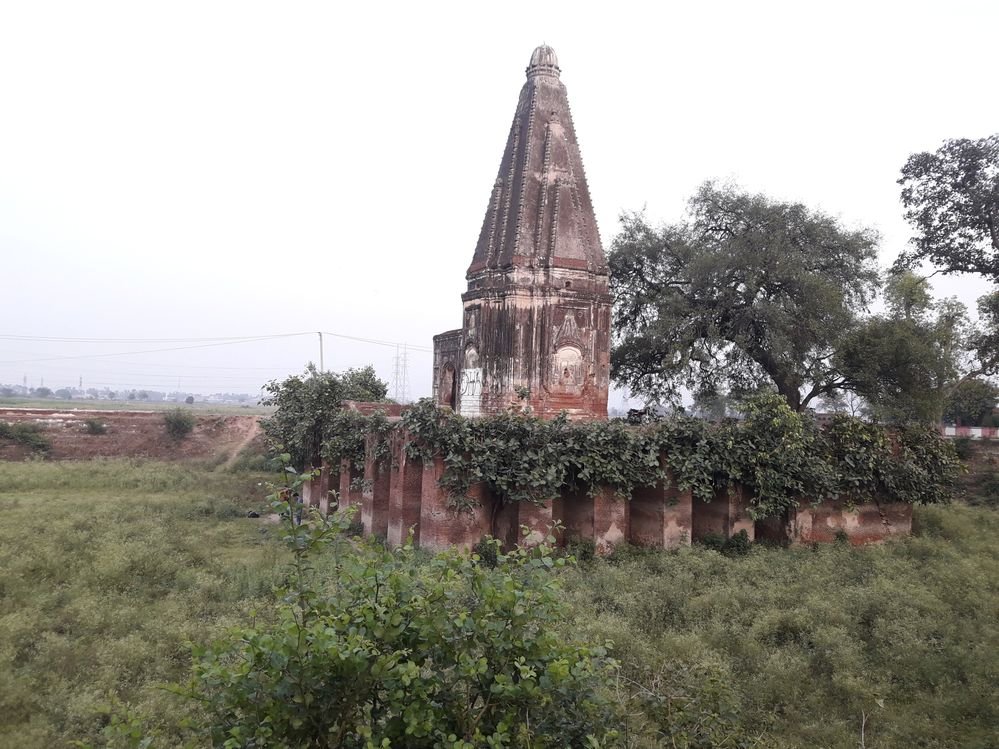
434 45 611 420
468 45 605 276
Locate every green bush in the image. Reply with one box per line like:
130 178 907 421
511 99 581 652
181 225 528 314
162 409 196 440
694 530 752 556
0 420 50 452
82 418 107 436
260 364 389 470
724 529 752 556
952 436 974 460
185 514 622 748
471 535 500 568
566 537 597 564
697 532 727 553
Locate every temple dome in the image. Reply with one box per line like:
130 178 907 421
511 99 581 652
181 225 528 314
526 44 560 78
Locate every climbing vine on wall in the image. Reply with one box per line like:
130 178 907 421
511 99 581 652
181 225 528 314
265 377 961 520
320 410 393 474
400 395 961 519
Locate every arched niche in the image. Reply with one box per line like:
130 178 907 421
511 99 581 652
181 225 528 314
438 363 457 410
550 344 583 388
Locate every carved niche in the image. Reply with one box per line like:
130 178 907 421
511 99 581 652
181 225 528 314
548 307 587 394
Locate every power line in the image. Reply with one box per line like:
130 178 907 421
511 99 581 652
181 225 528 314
1 328 434 396
0 334 299 343
0 330 433 364
319 331 431 353
0 333 309 365
1 331 433 350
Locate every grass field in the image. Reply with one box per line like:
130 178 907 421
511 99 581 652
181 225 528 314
0 397 273 415
0 460 282 747
563 505 999 748
0 460 996 747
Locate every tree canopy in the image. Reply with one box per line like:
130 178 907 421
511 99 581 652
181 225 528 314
895 133 999 282
836 275 968 423
943 378 999 426
260 364 389 469
608 182 880 411
813 272 998 424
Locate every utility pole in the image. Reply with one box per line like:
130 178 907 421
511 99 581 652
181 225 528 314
317 331 324 371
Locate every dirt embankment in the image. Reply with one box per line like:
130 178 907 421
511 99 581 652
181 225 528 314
0 408 266 462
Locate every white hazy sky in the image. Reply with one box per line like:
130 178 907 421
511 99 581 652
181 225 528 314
1 0 996 404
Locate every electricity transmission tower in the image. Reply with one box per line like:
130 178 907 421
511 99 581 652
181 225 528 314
392 344 409 403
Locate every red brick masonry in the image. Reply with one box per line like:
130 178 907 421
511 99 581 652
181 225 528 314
297 428 913 553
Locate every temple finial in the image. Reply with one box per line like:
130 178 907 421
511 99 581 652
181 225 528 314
526 44 560 79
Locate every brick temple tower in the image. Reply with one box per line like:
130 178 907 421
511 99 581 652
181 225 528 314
433 45 611 420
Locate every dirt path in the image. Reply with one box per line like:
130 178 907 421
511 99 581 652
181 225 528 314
219 418 263 470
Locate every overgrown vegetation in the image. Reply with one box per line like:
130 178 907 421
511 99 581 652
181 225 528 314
0 420 51 452
562 504 999 748
2 460 995 748
260 364 389 470
400 395 961 519
83 417 108 435
955 440 999 509
0 460 278 747
162 408 196 440
183 508 620 747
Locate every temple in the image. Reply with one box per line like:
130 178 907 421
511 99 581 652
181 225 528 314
296 46 918 553
433 45 611 420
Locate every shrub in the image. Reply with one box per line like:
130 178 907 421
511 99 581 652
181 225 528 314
724 529 752 556
471 535 499 568
345 517 365 537
953 436 974 460
696 529 752 556
186 513 622 747
82 418 107 436
163 409 196 440
566 537 597 564
697 532 727 552
0 420 50 452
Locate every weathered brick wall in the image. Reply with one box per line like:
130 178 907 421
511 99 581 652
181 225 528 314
387 430 423 547
788 500 913 545
299 429 917 553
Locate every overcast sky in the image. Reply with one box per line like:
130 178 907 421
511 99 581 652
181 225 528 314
1 0 996 404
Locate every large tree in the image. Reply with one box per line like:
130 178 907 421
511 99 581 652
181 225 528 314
838 274 998 424
609 182 880 411
943 378 999 426
895 134 999 282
